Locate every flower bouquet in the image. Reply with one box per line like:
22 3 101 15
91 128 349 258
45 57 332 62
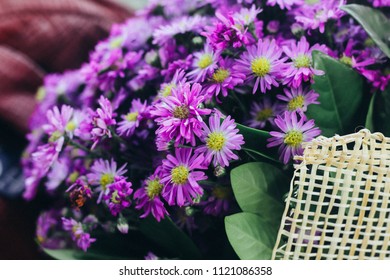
23 0 390 260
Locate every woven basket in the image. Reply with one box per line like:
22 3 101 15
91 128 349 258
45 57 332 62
272 129 390 260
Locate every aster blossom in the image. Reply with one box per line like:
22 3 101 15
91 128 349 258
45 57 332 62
203 58 245 100
187 43 221 83
89 96 117 149
87 158 127 203
277 85 319 112
247 97 284 129
151 82 211 146
62 216 97 252
161 148 207 207
196 111 244 167
283 36 327 88
117 99 151 137
134 167 168 222
234 39 287 93
103 176 133 216
267 111 321 164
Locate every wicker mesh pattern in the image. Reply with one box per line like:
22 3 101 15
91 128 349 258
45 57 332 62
272 129 390 260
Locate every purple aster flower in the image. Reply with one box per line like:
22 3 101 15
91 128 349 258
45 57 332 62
36 209 66 249
339 39 376 70
103 176 133 216
277 85 319 112
267 0 301 10
234 39 287 93
23 140 63 200
134 168 168 222
46 157 69 192
201 185 233 217
282 36 327 88
187 43 221 83
153 15 205 46
293 0 346 33
43 105 74 141
62 216 97 252
161 148 207 207
267 111 321 164
246 97 284 129
151 82 211 146
158 69 187 99
90 96 117 149
203 10 254 50
196 112 244 167
161 54 193 81
370 0 390 7
117 99 150 137
202 58 245 101
87 158 127 203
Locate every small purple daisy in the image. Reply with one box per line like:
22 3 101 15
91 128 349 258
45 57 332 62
247 97 284 129
87 158 127 203
234 39 287 93
283 36 327 88
151 82 211 146
196 111 244 167
187 43 221 83
267 111 321 164
161 148 207 207
117 99 150 137
103 176 133 216
134 168 168 222
276 85 319 112
202 58 245 101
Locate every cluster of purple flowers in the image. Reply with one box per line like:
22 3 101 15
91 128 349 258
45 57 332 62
26 0 389 254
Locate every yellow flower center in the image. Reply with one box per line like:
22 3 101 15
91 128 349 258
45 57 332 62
198 54 213 69
36 87 46 101
110 37 123 49
256 108 273 121
49 131 62 142
146 178 163 199
161 83 175 97
287 95 305 111
206 132 226 151
212 186 232 200
100 173 114 188
111 190 120 204
173 105 190 119
171 165 189 185
251 57 271 77
212 68 230 83
68 171 79 184
284 130 304 147
65 121 76 132
294 54 311 68
339 55 353 67
125 112 139 122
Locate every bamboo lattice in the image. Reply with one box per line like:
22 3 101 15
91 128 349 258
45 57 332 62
272 129 390 260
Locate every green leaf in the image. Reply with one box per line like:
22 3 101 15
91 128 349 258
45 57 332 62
235 122 279 162
341 4 390 58
372 86 390 136
139 216 202 259
43 249 78 260
230 162 288 224
307 51 364 137
365 92 376 132
225 213 278 260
